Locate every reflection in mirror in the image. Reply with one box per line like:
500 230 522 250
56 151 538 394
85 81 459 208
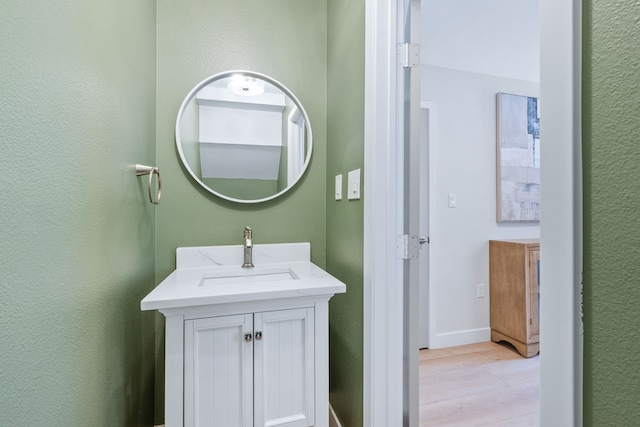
176 71 312 203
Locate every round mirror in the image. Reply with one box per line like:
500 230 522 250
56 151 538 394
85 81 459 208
175 70 313 203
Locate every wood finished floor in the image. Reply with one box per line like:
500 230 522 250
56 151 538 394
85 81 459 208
420 342 540 427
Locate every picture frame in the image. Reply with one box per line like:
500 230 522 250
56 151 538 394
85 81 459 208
496 92 540 222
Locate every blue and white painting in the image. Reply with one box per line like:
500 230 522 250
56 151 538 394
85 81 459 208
496 92 540 222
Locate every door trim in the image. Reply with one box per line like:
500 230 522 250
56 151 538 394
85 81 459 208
539 0 583 424
363 0 403 425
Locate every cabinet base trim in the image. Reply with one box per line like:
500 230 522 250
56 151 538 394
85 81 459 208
491 329 539 358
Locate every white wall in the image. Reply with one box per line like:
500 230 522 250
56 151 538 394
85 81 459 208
422 65 540 348
422 0 539 82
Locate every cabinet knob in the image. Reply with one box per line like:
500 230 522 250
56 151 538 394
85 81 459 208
255 331 262 341
244 333 252 343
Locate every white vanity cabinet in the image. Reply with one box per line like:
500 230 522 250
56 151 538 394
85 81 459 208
141 243 346 427
184 308 315 427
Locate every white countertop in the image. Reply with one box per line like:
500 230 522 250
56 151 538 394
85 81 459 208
141 243 346 311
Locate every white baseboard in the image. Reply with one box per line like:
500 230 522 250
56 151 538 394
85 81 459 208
428 327 491 349
329 403 342 427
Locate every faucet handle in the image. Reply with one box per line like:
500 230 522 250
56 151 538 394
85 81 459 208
243 226 253 249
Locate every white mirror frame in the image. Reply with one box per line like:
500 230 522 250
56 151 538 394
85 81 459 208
175 70 313 204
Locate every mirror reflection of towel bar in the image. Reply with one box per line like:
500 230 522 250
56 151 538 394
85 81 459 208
135 164 161 205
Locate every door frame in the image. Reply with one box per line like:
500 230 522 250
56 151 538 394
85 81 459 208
539 0 583 424
363 0 404 424
363 0 583 425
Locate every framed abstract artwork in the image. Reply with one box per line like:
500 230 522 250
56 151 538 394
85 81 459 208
496 92 540 222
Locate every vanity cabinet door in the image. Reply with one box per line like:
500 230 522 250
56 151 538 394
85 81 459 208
184 314 254 427
254 308 315 427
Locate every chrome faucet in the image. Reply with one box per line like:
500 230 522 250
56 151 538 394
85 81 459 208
242 226 254 268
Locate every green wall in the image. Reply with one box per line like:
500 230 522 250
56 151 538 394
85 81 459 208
155 0 328 274
0 1 157 425
155 0 328 420
8 0 640 424
0 0 365 424
582 0 640 424
326 0 366 425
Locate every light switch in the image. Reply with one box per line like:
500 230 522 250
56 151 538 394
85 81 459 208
448 193 457 208
348 169 361 200
335 174 342 200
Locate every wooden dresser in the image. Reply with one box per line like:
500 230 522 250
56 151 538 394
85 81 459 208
489 239 540 358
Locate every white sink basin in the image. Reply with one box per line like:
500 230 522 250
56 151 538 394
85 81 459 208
199 266 299 286
141 243 346 311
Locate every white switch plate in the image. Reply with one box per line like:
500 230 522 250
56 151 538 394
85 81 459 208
477 283 485 298
448 193 457 208
335 174 342 200
348 169 361 200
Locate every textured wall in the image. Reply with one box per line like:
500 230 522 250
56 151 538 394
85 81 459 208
583 0 640 423
0 1 157 425
326 0 365 425
155 0 327 421
155 0 328 274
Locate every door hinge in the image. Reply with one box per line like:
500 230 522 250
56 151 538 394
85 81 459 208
397 43 420 68
396 235 420 259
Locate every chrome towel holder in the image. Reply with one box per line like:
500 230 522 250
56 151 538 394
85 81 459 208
136 164 161 205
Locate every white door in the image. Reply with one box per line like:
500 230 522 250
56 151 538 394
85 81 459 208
184 314 254 427
254 308 315 427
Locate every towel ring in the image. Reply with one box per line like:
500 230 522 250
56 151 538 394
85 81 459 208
135 164 161 205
